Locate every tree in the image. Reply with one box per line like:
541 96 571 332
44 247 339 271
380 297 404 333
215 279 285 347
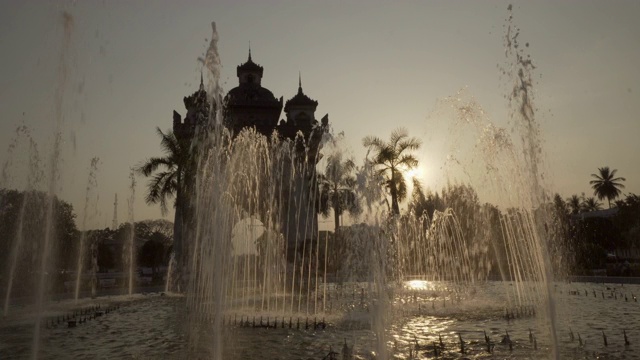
138 238 166 279
441 184 481 246
137 128 191 214
552 193 568 217
362 128 422 215
136 128 192 275
613 193 640 249
137 219 173 241
590 166 626 208
408 178 444 223
582 197 602 212
96 242 115 271
317 152 360 234
566 194 582 214
0 189 78 295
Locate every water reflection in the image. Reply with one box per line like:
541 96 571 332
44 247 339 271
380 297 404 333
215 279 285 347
1 282 639 359
404 280 432 291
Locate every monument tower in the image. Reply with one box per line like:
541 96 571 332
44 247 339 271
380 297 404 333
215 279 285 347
172 50 329 258
223 49 283 137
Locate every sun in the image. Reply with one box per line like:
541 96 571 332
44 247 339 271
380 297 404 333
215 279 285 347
404 165 424 180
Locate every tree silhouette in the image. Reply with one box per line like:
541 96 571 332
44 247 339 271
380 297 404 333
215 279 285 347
552 193 568 216
582 197 602 212
566 194 582 214
137 128 191 214
138 238 166 279
590 166 626 208
317 152 360 235
136 127 193 276
362 128 422 215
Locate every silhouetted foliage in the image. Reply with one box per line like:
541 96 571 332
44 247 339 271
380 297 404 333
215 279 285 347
136 128 193 215
582 197 602 212
544 194 572 275
137 127 192 282
138 239 166 277
440 184 481 246
363 128 421 215
566 194 582 215
407 178 445 224
405 182 496 280
0 189 78 296
83 228 116 271
96 241 115 271
613 193 640 249
317 152 360 234
590 166 626 208
569 217 620 271
135 219 174 241
81 220 173 274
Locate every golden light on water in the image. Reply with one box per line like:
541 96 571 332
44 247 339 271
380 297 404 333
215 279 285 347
405 279 431 290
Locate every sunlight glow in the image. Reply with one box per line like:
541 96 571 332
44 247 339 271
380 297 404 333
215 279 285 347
405 168 418 178
405 279 431 290
404 165 424 180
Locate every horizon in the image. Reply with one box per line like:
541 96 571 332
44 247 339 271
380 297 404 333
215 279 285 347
1 1 638 229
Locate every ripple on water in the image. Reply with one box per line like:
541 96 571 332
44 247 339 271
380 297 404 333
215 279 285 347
1 283 640 359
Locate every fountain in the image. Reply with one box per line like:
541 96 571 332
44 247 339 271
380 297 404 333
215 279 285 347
74 157 100 303
1 5 639 360
125 170 137 296
168 12 557 358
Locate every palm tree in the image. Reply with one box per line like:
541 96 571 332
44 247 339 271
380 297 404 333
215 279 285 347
590 166 626 208
136 127 193 276
318 153 360 234
566 194 582 214
363 128 422 215
552 193 568 216
581 197 602 212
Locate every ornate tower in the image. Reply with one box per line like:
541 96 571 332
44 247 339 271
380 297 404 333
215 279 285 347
276 75 330 257
173 74 211 141
223 50 283 137
278 74 318 137
278 74 329 163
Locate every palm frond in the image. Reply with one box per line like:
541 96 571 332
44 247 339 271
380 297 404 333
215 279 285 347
397 154 419 169
362 136 385 150
146 171 177 215
138 128 189 214
397 137 422 154
389 128 408 149
136 157 175 177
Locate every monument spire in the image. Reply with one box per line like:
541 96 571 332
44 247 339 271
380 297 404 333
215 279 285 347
298 72 302 94
199 71 204 91
248 41 252 61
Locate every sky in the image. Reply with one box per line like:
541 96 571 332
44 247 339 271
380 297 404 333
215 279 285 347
1 1 639 229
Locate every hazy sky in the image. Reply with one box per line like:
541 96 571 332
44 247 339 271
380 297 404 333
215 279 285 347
1 1 639 229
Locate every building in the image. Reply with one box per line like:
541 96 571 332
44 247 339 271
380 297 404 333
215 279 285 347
172 50 329 257
223 50 329 161
174 50 328 147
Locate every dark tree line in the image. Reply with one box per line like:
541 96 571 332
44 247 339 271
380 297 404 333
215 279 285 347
83 219 173 279
0 189 77 296
0 188 174 295
404 181 640 278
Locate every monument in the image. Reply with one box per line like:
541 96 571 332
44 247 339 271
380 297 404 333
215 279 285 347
172 50 329 265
